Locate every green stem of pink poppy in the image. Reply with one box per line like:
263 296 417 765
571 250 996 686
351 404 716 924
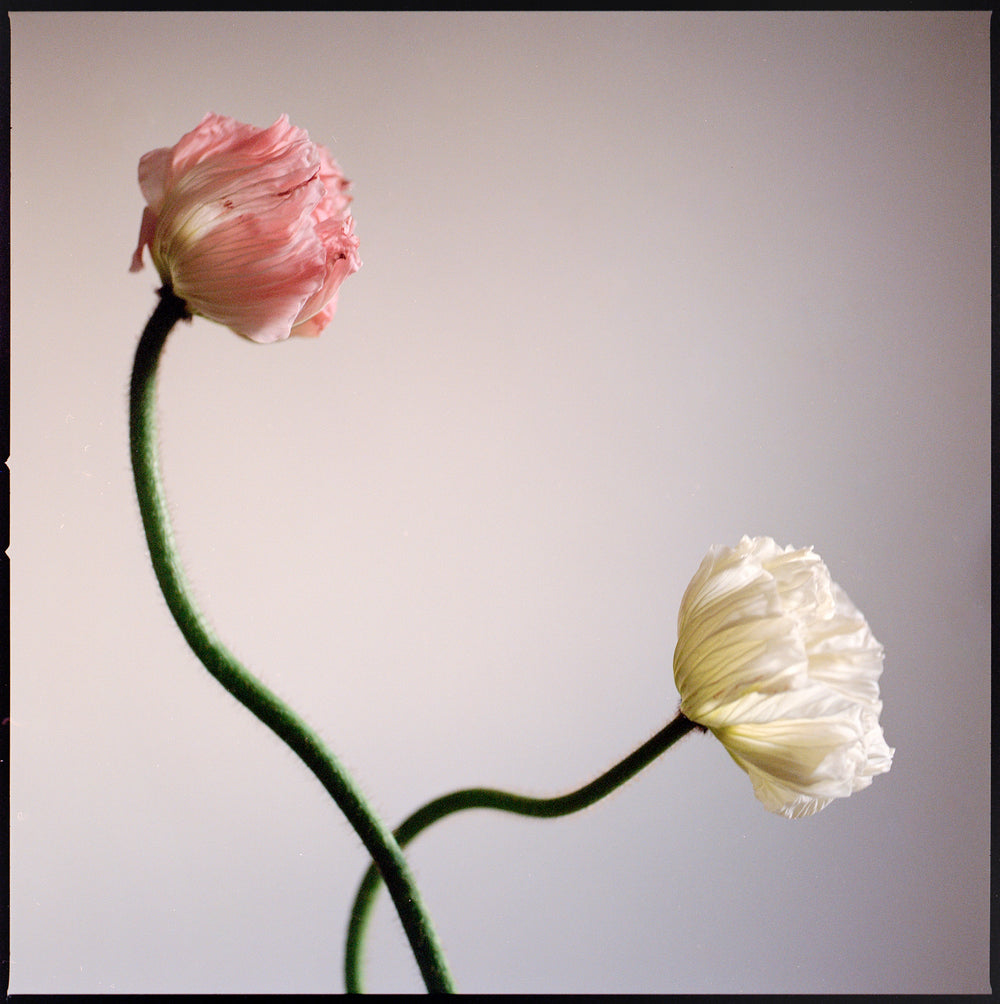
129 288 454 994
344 711 700 993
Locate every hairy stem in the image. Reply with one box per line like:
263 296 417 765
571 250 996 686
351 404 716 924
130 289 453 994
345 711 699 992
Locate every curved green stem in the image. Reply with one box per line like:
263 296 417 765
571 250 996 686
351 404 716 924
130 288 453 994
345 711 699 993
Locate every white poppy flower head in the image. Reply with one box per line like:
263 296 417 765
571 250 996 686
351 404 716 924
673 536 894 819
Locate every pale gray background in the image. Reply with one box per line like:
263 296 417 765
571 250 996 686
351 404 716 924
9 11 990 994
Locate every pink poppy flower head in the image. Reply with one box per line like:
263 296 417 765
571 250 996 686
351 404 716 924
130 113 361 343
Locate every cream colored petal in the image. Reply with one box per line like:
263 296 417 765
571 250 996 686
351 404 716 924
715 708 889 818
696 682 855 730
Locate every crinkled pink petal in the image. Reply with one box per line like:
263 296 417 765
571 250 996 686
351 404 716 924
313 146 355 225
130 206 160 274
136 147 173 213
168 113 308 185
130 113 360 343
290 217 361 337
290 296 338 339
170 185 329 342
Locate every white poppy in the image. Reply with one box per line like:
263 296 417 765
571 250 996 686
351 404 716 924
674 536 893 818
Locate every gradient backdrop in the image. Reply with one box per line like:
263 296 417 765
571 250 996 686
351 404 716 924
9 11 991 994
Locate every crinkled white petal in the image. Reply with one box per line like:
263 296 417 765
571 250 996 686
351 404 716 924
716 709 883 819
673 536 893 818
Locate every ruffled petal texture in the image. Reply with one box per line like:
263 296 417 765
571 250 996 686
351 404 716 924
673 536 893 818
130 113 361 343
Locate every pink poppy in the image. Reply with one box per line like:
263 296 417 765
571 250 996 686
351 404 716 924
131 113 361 343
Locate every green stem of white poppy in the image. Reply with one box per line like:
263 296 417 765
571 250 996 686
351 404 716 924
345 711 700 993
